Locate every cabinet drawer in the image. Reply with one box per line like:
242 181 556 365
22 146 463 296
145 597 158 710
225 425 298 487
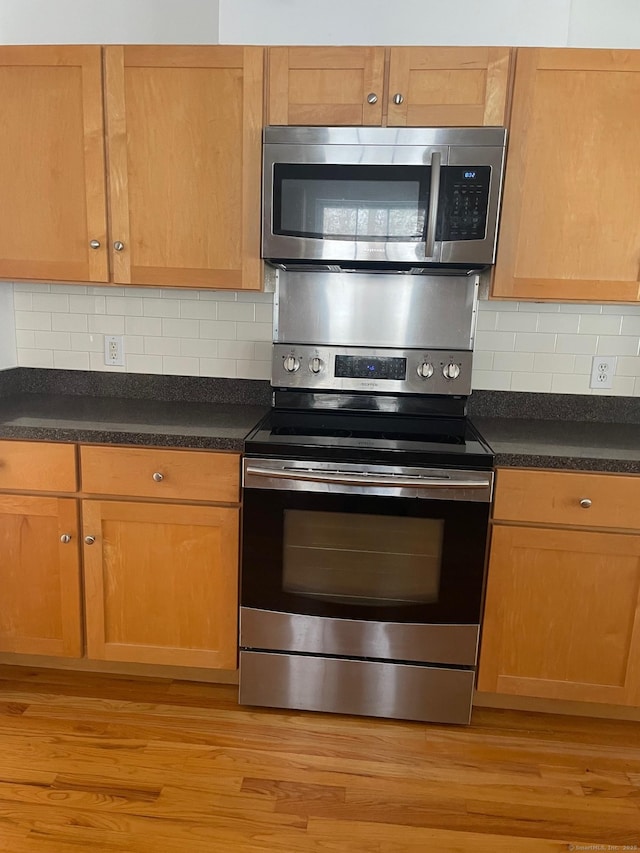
494 468 640 531
80 446 240 503
0 440 77 493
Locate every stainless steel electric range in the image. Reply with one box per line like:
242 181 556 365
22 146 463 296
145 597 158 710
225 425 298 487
239 268 494 725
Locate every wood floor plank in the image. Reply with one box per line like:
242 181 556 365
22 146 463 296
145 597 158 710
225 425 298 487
0 664 638 850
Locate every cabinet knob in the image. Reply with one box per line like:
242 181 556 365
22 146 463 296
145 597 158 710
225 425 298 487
366 92 378 104
579 498 592 509
114 241 125 252
89 240 101 250
84 535 96 545
392 93 404 105
152 472 164 482
60 534 72 544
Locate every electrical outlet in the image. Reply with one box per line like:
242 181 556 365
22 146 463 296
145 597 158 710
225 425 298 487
589 355 616 389
104 335 125 367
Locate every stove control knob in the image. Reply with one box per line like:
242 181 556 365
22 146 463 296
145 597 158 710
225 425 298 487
416 361 434 379
309 356 323 374
283 355 300 373
443 362 461 380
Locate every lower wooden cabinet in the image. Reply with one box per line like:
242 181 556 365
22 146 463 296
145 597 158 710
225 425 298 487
82 500 239 669
478 470 640 707
0 439 241 672
0 494 82 657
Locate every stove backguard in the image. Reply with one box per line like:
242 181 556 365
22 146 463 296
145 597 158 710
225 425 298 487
272 268 480 397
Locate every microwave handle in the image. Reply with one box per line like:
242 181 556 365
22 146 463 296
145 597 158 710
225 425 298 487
424 151 442 259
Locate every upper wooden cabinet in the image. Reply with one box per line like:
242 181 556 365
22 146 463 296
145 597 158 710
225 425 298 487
267 47 512 127
493 48 640 302
0 47 108 283
105 46 263 290
0 45 264 290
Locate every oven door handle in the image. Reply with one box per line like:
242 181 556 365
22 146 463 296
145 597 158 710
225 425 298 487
245 465 490 490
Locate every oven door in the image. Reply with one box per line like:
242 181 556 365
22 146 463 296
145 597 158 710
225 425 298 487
241 458 493 666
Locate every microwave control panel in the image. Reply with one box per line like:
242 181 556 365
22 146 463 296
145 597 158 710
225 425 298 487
272 344 473 396
438 166 491 242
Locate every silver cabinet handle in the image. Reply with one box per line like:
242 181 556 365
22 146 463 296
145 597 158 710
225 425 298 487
366 92 378 104
152 472 164 482
392 93 404 105
84 535 96 545
114 241 125 252
60 534 72 544
89 240 101 249
424 151 442 258
579 498 592 509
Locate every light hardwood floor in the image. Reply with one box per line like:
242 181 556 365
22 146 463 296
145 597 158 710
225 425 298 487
0 665 638 851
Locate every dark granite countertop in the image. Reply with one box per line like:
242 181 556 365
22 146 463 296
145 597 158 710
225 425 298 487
472 417 640 474
0 369 271 451
468 390 640 474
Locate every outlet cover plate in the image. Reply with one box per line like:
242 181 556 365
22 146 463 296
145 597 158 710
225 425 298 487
104 335 125 367
590 355 616 390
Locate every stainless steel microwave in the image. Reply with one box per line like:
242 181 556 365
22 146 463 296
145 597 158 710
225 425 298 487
262 126 507 267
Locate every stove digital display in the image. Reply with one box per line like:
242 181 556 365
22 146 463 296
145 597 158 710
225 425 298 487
335 355 407 381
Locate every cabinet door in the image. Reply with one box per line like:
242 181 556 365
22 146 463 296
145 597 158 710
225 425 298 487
105 46 263 290
0 46 108 283
83 500 239 669
0 495 82 656
387 47 512 127
478 525 640 706
267 47 385 126
493 48 640 302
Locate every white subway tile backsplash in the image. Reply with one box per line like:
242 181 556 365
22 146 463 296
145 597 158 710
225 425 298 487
53 351 90 370
144 336 181 356
536 313 580 334
126 354 163 374
596 336 640 356
88 315 125 336
31 293 70 313
34 331 71 350
180 301 218 320
180 339 219 358
199 320 236 340
578 314 623 335
473 330 516 352
163 356 199 376
142 298 181 318
18 348 54 367
514 332 555 352
52 313 88 333
510 372 553 392
8 283 640 397
200 357 237 377
107 296 143 316
237 322 271 342
161 318 199 339
555 334 598 354
495 312 538 332
218 302 256 322
492 352 535 372
15 311 51 331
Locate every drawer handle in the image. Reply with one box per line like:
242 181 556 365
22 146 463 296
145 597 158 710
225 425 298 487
84 535 96 545
579 498 592 509
152 472 164 482
60 534 72 544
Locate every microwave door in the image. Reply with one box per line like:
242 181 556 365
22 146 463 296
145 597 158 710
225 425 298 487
263 147 448 264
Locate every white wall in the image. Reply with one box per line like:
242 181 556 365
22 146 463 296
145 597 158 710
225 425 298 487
0 0 219 44
219 0 640 47
0 283 17 370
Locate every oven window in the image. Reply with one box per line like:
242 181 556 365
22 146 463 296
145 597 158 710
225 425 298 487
274 164 429 242
283 510 443 607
